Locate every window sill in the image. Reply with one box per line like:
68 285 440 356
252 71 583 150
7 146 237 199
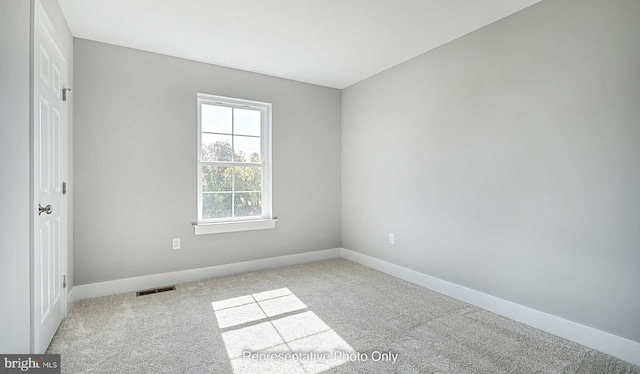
193 218 277 235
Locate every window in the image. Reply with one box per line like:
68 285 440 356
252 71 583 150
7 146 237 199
195 94 275 234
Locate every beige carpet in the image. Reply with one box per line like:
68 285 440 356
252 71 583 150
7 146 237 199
47 258 639 373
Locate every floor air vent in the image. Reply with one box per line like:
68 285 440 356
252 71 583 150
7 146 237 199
136 286 176 297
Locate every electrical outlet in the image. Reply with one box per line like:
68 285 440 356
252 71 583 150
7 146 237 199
172 238 180 250
389 233 395 244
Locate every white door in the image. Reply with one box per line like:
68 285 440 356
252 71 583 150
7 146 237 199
33 0 68 354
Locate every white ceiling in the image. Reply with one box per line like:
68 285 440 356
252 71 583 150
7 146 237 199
58 0 542 89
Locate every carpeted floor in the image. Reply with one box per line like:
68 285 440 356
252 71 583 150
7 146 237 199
47 258 639 373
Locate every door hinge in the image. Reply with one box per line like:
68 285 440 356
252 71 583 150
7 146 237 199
62 88 71 102
63 275 67 289
62 181 67 195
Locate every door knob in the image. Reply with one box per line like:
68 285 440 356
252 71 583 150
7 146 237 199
39 204 53 215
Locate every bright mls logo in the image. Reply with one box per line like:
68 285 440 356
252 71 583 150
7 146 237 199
0 355 60 373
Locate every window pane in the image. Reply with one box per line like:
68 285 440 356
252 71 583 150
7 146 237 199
202 166 232 192
202 104 231 134
197 94 271 224
203 193 232 219
202 134 233 161
234 108 261 136
234 192 262 217
234 166 262 192
233 135 261 162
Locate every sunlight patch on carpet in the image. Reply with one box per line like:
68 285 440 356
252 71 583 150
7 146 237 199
213 288 355 373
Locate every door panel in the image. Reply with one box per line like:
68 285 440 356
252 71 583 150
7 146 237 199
33 0 67 353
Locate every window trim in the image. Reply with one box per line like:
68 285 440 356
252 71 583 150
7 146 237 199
194 93 275 234
194 218 277 235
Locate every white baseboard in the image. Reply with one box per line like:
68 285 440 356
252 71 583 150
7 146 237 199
69 248 341 303
340 248 640 367
66 246 639 366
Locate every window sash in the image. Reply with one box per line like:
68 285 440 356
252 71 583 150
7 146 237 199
197 94 272 224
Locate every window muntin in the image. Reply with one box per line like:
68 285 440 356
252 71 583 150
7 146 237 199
197 94 272 224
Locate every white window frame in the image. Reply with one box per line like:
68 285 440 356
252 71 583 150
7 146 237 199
194 93 275 235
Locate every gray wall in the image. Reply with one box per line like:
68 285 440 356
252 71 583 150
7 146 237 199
73 39 341 285
0 0 32 353
342 0 640 343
